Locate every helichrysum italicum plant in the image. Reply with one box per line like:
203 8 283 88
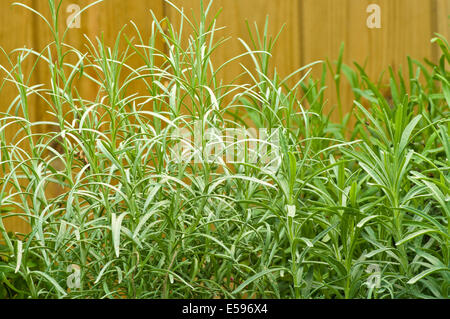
0 0 448 299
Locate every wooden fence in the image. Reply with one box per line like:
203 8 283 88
1 0 449 233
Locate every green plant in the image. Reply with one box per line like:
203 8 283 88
0 0 448 299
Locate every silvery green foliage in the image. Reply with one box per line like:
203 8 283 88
0 0 448 299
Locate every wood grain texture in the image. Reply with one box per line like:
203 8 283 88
301 0 442 120
1 0 165 234
32 0 165 118
166 0 449 121
0 1 36 235
166 0 302 85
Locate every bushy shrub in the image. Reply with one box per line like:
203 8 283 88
0 0 448 298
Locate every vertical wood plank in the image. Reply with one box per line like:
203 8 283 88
0 1 36 236
166 0 302 86
301 0 436 121
1 0 165 234
32 0 165 109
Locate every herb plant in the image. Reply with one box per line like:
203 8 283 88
0 0 448 299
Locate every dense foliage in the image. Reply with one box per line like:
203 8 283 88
0 0 448 298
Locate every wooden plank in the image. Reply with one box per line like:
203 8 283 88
0 0 36 123
166 0 302 86
32 0 166 116
166 0 444 122
433 0 450 62
301 0 436 121
1 0 165 234
0 1 36 236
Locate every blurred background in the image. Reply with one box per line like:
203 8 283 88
1 0 449 115
0 0 449 232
